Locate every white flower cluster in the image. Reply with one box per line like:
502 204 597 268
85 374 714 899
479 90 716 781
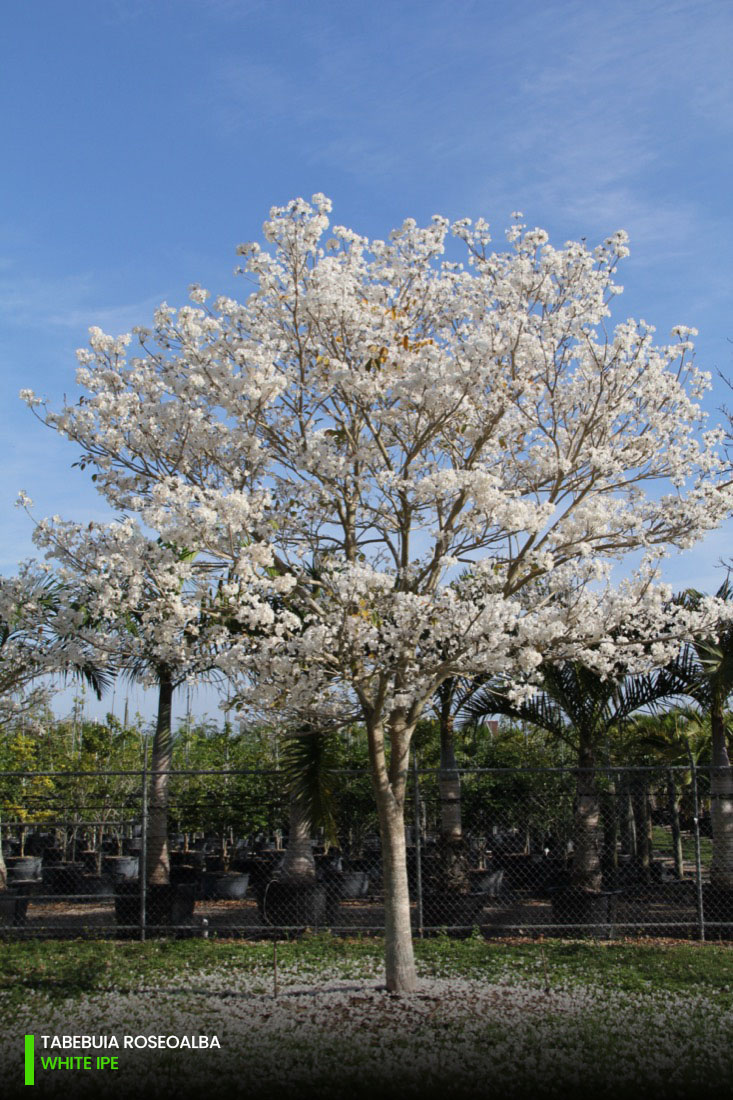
17 193 733 739
26 515 238 688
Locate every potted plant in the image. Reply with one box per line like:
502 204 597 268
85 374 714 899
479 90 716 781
464 657 689 935
259 728 340 929
420 838 487 929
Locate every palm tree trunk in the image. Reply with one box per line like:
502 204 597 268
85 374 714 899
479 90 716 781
439 709 462 843
280 797 316 882
631 777 653 882
619 777 637 858
0 812 6 891
710 705 733 888
600 780 619 886
666 770 684 880
571 740 602 892
146 670 173 886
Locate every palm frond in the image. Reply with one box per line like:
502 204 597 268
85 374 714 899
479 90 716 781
669 575 733 707
462 657 689 748
57 658 114 701
461 681 569 740
281 730 340 847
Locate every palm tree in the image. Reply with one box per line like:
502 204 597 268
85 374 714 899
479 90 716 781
122 658 189 886
432 674 490 843
253 725 342 928
0 568 109 714
250 556 354 898
35 524 230 890
119 592 228 888
626 707 711 881
464 662 685 893
413 674 491 900
279 728 339 882
0 567 111 890
664 577 733 889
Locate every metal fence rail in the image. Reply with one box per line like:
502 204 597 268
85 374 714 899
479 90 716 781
1 763 731 940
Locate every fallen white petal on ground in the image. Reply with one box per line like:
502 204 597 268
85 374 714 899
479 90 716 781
2 958 731 1096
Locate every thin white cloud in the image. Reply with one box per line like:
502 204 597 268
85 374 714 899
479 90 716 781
0 265 165 334
202 0 732 238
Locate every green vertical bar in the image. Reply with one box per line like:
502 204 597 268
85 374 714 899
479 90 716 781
24 1034 34 1086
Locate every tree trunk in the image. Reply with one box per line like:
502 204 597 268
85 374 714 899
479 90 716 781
619 777 637 858
710 705 733 888
377 787 416 992
571 740 602 892
599 780 619 886
280 797 316 882
666 770 684 881
439 709 462 843
368 716 417 993
0 813 6 891
631 777 652 882
146 671 173 886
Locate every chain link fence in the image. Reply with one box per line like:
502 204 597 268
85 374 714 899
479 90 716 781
1 763 731 939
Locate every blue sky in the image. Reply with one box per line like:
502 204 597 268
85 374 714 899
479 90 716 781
2 0 732 721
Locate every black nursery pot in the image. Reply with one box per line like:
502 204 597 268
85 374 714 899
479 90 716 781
0 889 30 927
42 862 87 894
339 871 370 899
6 856 42 882
549 886 618 936
205 856 227 873
319 868 370 899
213 872 250 900
259 881 327 927
701 883 733 934
103 855 139 881
200 870 250 899
146 883 196 925
170 863 200 886
114 882 196 929
420 890 487 929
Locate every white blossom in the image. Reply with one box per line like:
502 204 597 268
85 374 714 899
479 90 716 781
20 195 733 991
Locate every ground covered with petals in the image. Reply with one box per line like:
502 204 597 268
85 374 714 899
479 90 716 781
1 937 732 1098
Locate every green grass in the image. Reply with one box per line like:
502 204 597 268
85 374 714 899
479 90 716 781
1 934 732 1009
652 823 712 866
3 936 733 1100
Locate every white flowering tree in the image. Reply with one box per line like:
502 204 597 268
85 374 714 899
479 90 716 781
24 196 732 989
28 515 232 886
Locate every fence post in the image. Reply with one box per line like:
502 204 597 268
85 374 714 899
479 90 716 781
139 735 149 943
689 756 705 942
412 750 423 937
